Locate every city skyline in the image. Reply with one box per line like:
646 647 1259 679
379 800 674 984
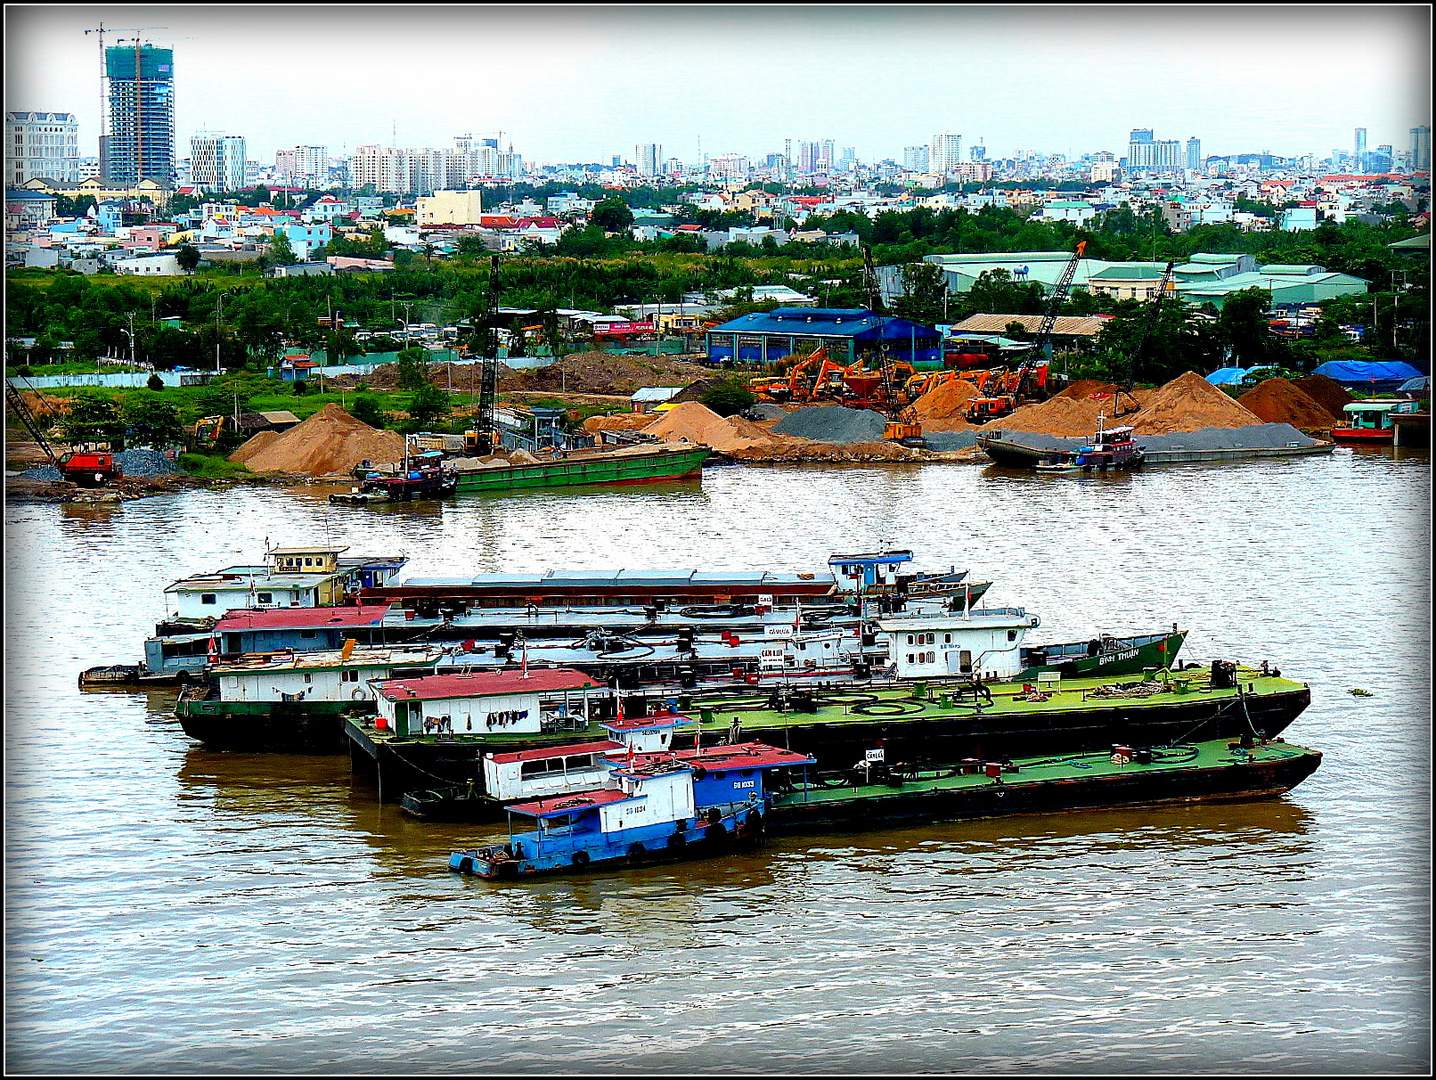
5 4 1431 169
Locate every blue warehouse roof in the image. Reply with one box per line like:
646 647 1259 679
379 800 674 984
709 307 939 340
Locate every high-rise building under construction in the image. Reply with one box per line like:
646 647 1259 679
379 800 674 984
102 44 174 185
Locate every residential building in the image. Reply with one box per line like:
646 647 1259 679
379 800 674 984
103 44 175 186
275 145 329 185
416 189 484 226
1354 127 1367 172
190 133 247 192
1186 137 1201 171
6 112 80 186
903 145 930 172
636 142 661 177
929 132 962 176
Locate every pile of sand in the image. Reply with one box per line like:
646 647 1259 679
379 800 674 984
581 412 655 434
1132 371 1264 435
1294 373 1355 417
911 377 980 420
229 403 407 476
1237 379 1338 430
642 401 806 456
990 371 1262 437
995 392 1146 437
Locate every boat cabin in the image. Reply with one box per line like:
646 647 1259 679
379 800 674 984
828 550 914 594
267 545 349 575
208 644 445 704
1333 399 1420 439
874 607 1041 681
758 627 849 673
370 666 606 737
1089 425 1137 449
208 604 395 657
164 565 353 620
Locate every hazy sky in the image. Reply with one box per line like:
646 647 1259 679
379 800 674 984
5 4 1431 166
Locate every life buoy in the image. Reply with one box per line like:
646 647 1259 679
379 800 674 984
351 689 367 700
572 850 590 867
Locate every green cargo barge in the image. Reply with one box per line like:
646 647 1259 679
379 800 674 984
765 738 1322 833
349 663 1312 813
453 445 709 493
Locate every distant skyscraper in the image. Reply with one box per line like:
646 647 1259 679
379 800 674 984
190 132 246 192
103 44 175 185
970 143 986 162
5 111 80 186
636 142 661 177
903 145 929 171
1186 136 1201 171
1411 125 1431 171
275 145 329 185
1129 128 1154 145
1354 126 1367 171
1127 128 1181 172
929 132 961 175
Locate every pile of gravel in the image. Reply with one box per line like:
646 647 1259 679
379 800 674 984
772 406 889 444
113 448 186 477
986 423 1324 454
12 448 185 483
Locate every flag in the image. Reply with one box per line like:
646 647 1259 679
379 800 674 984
520 639 529 678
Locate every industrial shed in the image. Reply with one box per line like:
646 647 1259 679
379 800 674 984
705 307 942 367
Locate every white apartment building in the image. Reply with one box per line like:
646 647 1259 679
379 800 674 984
190 133 247 192
636 142 661 177
6 111 80 186
275 145 329 185
929 132 962 176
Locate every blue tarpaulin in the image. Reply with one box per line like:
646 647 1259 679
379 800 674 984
1205 367 1250 385
1312 360 1424 387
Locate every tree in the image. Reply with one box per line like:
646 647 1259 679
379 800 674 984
350 393 387 429
61 395 126 448
407 383 451 428
146 372 164 392
1218 287 1280 367
175 245 201 274
121 395 184 449
590 196 635 232
268 230 298 266
701 377 757 418
395 346 430 390
890 262 949 327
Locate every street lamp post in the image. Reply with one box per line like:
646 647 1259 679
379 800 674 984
215 293 229 374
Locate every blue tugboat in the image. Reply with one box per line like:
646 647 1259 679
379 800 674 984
448 741 816 878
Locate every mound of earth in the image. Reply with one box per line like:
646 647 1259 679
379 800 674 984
1133 371 1263 434
911 378 980 420
994 391 1147 437
506 351 713 396
582 412 654 434
1237 379 1338 430
643 401 807 456
228 403 407 476
1293 373 1356 417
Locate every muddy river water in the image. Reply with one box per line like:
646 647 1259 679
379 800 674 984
4 446 1430 1073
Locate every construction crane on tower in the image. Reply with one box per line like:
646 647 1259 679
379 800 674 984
82 23 166 181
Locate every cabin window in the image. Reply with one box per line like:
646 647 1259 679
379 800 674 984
520 758 566 778
257 592 273 604
342 669 359 683
304 558 314 567
944 633 951 644
741 769 755 778
200 593 217 605
959 650 973 673
300 630 316 638
906 634 914 646
907 654 915 664
304 673 313 684
1008 630 1018 642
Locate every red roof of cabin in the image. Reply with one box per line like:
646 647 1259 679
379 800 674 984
374 666 603 701
631 742 816 771
487 740 621 765
214 605 392 632
507 787 634 817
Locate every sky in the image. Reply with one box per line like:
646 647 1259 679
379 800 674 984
5 4 1431 168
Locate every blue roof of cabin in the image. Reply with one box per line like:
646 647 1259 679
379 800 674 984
709 307 939 339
